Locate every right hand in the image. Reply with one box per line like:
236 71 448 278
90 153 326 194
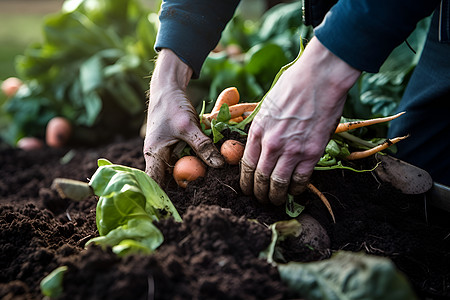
144 49 224 187
239 37 361 205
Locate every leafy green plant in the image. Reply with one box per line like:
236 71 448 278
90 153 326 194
1 0 159 145
86 158 181 256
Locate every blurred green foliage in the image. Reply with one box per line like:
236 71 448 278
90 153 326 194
2 0 159 145
1 0 429 146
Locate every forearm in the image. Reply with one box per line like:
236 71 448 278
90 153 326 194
302 37 361 95
150 49 193 93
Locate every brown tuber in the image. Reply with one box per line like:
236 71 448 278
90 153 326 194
17 137 44 151
220 139 245 165
173 156 206 188
1 77 23 97
45 117 72 148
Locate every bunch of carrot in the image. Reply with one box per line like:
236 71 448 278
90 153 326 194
202 86 408 162
334 112 408 160
201 87 258 128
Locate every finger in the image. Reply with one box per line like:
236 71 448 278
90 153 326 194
240 159 255 195
184 126 225 168
254 169 271 204
253 140 280 204
269 177 289 206
269 154 299 206
144 147 171 188
240 125 263 198
289 163 315 195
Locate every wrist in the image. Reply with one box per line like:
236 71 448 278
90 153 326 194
151 48 193 91
301 37 361 93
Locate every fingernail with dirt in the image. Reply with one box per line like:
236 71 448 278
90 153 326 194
207 152 225 168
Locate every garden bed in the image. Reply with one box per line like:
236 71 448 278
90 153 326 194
0 136 449 299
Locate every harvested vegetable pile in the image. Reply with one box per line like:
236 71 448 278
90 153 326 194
0 135 449 300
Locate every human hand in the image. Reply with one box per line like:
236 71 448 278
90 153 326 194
240 37 361 205
144 49 224 187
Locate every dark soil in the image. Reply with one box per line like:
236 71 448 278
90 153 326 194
1 136 449 300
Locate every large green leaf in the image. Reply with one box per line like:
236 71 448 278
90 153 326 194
245 43 289 90
278 251 418 300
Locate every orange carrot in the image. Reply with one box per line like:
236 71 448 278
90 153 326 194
211 87 240 113
335 112 405 133
346 135 409 160
229 116 244 123
204 102 259 122
307 183 335 223
242 111 252 119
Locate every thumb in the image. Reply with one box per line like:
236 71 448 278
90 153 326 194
184 127 225 168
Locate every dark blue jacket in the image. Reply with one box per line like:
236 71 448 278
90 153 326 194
154 0 442 77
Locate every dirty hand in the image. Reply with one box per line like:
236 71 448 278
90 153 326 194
144 49 224 186
240 37 361 205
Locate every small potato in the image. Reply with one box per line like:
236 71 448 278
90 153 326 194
220 139 245 165
1 77 23 97
46 117 72 148
173 156 206 188
17 137 44 151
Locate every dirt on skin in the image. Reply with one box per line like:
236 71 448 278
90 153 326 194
0 136 449 299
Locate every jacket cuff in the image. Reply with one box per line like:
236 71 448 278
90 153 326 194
155 0 239 79
314 0 438 73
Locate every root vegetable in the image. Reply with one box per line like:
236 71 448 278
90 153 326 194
220 139 245 165
229 116 244 123
1 77 23 97
346 135 409 160
307 183 335 223
225 44 243 58
46 117 72 148
173 156 206 188
211 87 240 113
203 102 259 122
335 112 405 133
17 137 44 150
296 213 330 249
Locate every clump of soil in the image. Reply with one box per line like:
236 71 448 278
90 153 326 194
0 137 449 299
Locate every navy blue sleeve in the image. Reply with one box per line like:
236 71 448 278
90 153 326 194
155 0 241 78
314 0 440 73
